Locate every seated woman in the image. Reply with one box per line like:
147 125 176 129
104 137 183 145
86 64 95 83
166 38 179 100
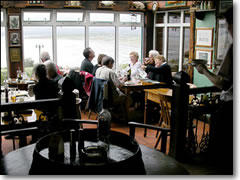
44 60 63 84
33 64 59 100
92 53 107 76
142 55 173 88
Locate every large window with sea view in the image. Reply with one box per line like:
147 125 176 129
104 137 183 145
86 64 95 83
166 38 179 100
22 10 143 74
1 9 7 85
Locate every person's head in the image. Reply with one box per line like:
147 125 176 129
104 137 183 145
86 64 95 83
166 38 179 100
33 64 47 81
154 55 166 67
97 54 107 65
102 56 114 69
129 51 139 65
83 47 95 61
40 51 50 63
148 50 159 59
223 7 233 37
44 60 58 80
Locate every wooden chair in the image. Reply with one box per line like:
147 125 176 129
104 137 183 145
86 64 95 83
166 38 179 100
128 122 171 154
158 94 172 129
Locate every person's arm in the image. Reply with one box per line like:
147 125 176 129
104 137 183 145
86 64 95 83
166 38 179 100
145 64 165 73
196 64 225 90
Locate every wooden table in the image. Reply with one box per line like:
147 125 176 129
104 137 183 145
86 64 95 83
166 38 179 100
0 143 189 175
120 80 165 121
143 83 197 134
7 80 35 91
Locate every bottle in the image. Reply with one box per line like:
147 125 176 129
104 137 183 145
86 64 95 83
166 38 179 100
16 67 22 83
127 64 131 81
97 83 111 161
4 80 9 103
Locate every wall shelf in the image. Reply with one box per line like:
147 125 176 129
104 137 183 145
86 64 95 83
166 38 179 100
25 4 44 7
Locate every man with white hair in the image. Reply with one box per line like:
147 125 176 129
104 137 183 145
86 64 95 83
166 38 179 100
143 50 159 79
40 51 61 75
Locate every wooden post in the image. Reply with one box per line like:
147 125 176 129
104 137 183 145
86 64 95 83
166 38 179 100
169 72 190 161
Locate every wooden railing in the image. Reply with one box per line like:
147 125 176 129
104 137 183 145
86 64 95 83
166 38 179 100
169 80 221 161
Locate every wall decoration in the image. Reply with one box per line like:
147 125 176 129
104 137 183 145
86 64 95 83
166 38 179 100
219 0 233 13
165 1 186 8
195 49 213 69
8 15 21 30
98 1 115 9
130 1 145 10
9 32 21 47
10 48 21 62
195 28 213 48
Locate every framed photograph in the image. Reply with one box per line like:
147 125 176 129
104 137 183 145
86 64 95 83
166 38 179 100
195 49 213 69
9 48 21 62
165 1 186 8
8 15 21 30
195 28 213 47
9 32 21 47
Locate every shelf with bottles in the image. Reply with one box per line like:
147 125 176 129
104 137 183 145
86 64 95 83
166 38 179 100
64 1 83 8
26 1 44 7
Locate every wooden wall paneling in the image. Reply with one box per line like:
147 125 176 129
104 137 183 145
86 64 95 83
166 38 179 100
7 8 23 78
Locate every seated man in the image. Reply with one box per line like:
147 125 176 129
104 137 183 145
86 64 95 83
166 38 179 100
33 64 59 100
143 50 159 80
142 55 173 88
95 56 127 121
80 47 95 74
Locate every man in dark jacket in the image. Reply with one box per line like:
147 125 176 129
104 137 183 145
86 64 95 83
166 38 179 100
80 47 95 74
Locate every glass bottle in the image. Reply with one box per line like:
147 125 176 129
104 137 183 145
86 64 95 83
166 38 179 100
16 67 22 82
97 83 111 161
127 64 131 81
4 80 9 103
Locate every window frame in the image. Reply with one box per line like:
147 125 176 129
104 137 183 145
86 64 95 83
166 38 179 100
1 8 9 76
154 9 190 72
22 9 144 70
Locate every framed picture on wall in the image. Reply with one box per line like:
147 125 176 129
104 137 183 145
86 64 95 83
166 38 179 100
195 49 213 69
8 14 21 30
9 47 21 62
9 32 21 47
195 28 213 48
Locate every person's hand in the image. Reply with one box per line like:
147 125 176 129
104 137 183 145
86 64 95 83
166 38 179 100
141 65 146 70
196 64 208 74
119 76 127 82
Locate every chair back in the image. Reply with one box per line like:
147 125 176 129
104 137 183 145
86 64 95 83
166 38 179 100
159 94 172 129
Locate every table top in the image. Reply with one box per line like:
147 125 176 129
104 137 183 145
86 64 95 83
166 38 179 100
0 143 189 175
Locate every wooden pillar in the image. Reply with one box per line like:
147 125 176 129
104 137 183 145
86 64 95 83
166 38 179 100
187 9 196 83
169 72 190 161
144 11 154 58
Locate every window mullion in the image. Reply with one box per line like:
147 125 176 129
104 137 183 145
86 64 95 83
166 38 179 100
164 12 168 59
179 10 184 71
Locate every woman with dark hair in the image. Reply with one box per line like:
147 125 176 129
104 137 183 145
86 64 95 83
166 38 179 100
92 53 107 76
33 64 59 100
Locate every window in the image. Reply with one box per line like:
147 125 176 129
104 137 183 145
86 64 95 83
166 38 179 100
119 27 142 69
23 12 51 22
89 27 115 65
120 14 141 23
23 26 53 76
22 10 143 72
57 26 85 69
90 13 114 22
1 9 7 85
154 10 190 72
57 12 83 22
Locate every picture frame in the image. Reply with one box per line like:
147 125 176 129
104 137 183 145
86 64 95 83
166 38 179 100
195 49 213 69
165 1 186 8
195 28 213 48
8 14 21 30
9 32 21 47
9 47 21 62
